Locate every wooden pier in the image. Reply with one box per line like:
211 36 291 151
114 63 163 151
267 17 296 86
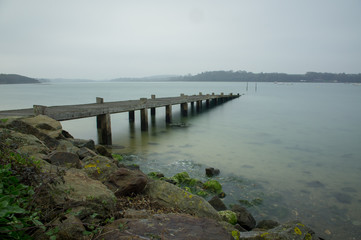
0 92 240 145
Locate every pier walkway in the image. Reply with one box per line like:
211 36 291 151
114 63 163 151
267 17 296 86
0 92 240 145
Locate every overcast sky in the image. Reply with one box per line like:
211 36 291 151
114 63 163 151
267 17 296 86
0 0 360 79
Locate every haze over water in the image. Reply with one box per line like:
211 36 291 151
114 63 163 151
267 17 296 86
1 81 361 239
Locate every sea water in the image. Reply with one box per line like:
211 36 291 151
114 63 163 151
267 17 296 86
1 82 360 239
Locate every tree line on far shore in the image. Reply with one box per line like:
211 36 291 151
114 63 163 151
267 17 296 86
169 71 361 83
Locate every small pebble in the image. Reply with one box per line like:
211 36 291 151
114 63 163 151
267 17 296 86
324 229 331 235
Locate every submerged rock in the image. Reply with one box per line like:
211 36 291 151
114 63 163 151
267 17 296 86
206 167 220 177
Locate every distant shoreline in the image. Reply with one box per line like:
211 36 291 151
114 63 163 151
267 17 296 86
2 70 361 84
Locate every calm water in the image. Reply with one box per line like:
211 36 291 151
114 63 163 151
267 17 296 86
1 82 361 239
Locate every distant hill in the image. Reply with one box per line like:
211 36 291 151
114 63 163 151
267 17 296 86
170 71 361 83
0 74 40 84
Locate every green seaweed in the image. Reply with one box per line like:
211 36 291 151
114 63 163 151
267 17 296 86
203 180 223 194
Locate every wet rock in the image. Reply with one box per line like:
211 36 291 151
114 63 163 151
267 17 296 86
208 195 227 211
145 180 221 220
76 147 97 159
231 204 256 230
105 168 148 197
48 151 81 169
95 144 113 158
102 213 233 240
256 219 280 229
206 167 220 177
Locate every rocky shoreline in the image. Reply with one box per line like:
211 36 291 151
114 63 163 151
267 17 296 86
0 115 325 239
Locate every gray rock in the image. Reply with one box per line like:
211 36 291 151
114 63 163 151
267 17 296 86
145 180 221 220
206 167 220 177
95 145 113 158
231 204 256 230
70 138 95 150
256 219 280 230
208 195 227 211
77 147 97 159
48 151 81 169
105 168 148 197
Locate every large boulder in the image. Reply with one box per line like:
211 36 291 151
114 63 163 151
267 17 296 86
4 116 60 148
0 129 49 155
82 155 118 181
50 168 116 215
145 180 221 220
101 213 233 240
20 115 63 139
105 168 148 197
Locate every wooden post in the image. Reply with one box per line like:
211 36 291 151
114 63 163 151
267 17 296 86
129 111 135 123
96 97 112 145
165 105 172 123
181 103 188 116
206 99 210 108
150 94 156 116
196 100 202 111
140 108 148 131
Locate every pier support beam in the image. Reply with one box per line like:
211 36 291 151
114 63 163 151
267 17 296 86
181 103 188 116
140 108 148 131
165 105 172 123
96 97 112 145
151 95 156 116
196 100 202 111
129 111 135 123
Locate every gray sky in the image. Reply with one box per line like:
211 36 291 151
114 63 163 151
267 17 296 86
0 0 360 79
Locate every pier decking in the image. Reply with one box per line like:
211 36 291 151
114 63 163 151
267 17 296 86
0 92 240 145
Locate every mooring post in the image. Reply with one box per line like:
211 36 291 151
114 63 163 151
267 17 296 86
96 97 112 145
165 105 172 123
181 102 188 116
139 98 148 131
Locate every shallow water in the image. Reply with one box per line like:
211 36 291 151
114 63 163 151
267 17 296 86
1 82 360 239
